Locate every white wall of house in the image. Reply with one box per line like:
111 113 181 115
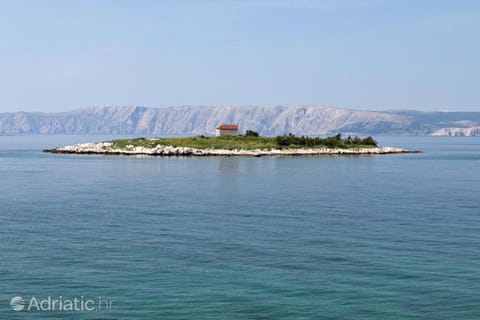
216 129 238 136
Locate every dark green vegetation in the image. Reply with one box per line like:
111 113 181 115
275 133 377 148
245 130 260 137
112 133 377 151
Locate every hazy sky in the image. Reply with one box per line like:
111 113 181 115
1 0 479 112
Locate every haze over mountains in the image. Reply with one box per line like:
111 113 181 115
1 105 479 136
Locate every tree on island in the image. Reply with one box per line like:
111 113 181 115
245 130 260 137
275 133 377 148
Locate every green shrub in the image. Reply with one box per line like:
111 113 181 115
245 130 260 137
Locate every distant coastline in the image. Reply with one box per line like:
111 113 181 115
3 105 480 136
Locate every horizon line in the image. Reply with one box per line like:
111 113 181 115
2 105 480 114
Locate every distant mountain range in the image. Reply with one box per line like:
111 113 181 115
1 105 480 136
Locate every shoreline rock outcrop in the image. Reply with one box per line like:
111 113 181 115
43 142 420 157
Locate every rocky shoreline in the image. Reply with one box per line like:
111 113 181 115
44 142 420 157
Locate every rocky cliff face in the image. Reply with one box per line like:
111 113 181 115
1 105 479 136
430 126 480 136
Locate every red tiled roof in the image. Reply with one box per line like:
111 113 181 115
216 124 238 130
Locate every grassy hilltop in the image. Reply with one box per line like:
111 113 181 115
111 133 378 151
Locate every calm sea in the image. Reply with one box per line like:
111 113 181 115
1 135 479 319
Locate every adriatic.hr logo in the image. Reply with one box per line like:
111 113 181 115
10 296 25 311
9 295 113 312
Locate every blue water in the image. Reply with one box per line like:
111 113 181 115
1 135 479 319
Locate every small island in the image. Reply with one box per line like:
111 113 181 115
44 130 419 157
